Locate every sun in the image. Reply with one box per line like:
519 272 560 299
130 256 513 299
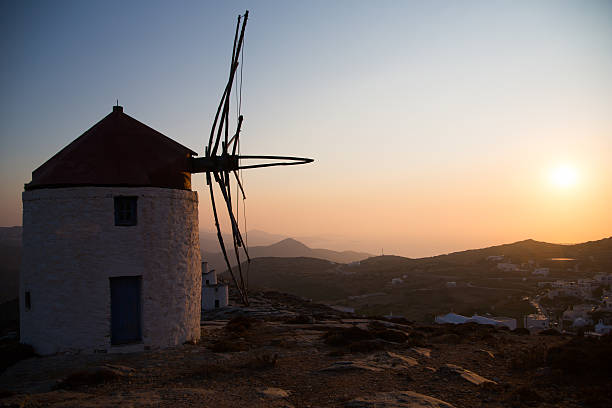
549 164 578 188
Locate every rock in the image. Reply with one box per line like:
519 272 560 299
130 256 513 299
319 361 383 372
476 349 495 358
104 364 135 376
411 347 431 358
364 352 418 369
346 390 456 407
320 352 417 373
257 386 291 399
436 364 496 386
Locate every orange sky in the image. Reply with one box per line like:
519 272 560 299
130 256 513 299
1 2 611 257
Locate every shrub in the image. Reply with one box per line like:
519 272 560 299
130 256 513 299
323 327 373 347
242 353 278 370
56 367 124 389
413 326 437 333
225 316 254 334
539 329 561 336
367 322 408 343
285 314 313 324
511 386 542 403
349 340 384 353
210 339 248 353
430 333 461 345
406 331 428 347
509 344 548 371
546 336 612 377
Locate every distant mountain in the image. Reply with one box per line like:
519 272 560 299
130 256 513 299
203 238 373 272
199 229 288 250
222 236 612 321
423 237 612 268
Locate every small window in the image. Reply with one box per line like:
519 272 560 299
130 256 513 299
25 291 31 311
215 299 220 308
206 280 210 285
114 196 137 226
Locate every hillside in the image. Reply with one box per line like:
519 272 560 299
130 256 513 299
1 290 610 408
203 238 373 272
224 237 612 322
426 237 612 268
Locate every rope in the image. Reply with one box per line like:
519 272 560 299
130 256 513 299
236 22 249 288
239 35 244 116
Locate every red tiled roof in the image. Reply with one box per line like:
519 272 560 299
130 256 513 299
25 106 198 191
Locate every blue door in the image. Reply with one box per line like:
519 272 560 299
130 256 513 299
110 276 142 345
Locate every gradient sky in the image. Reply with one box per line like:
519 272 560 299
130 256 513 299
1 1 611 257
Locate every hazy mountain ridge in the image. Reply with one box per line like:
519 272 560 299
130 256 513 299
0 227 612 320
422 237 612 268
228 236 612 321
203 237 373 272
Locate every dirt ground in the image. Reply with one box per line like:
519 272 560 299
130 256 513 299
1 293 611 407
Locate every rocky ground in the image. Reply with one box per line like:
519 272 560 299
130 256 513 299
1 291 611 408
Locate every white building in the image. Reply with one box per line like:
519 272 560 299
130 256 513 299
486 255 505 262
435 313 470 325
595 320 612 335
599 293 612 311
497 263 519 272
594 273 612 285
470 315 517 330
532 268 549 277
562 304 595 325
445 282 457 288
524 314 549 331
547 281 582 299
435 313 517 330
201 262 228 310
20 106 202 355
329 305 355 314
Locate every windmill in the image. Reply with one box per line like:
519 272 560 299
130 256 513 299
191 10 313 306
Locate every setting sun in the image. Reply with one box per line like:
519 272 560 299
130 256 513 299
550 164 578 188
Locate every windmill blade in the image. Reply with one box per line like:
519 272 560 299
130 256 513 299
208 173 248 305
213 171 250 302
233 170 246 200
208 14 241 154
227 115 244 154
207 86 229 156
213 171 251 261
230 15 241 79
210 12 248 157
238 155 314 170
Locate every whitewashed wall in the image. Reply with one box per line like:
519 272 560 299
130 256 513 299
202 270 217 285
21 187 201 355
202 284 228 310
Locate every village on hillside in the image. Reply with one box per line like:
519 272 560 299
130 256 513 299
433 255 612 336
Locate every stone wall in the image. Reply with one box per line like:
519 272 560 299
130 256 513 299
21 187 201 355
